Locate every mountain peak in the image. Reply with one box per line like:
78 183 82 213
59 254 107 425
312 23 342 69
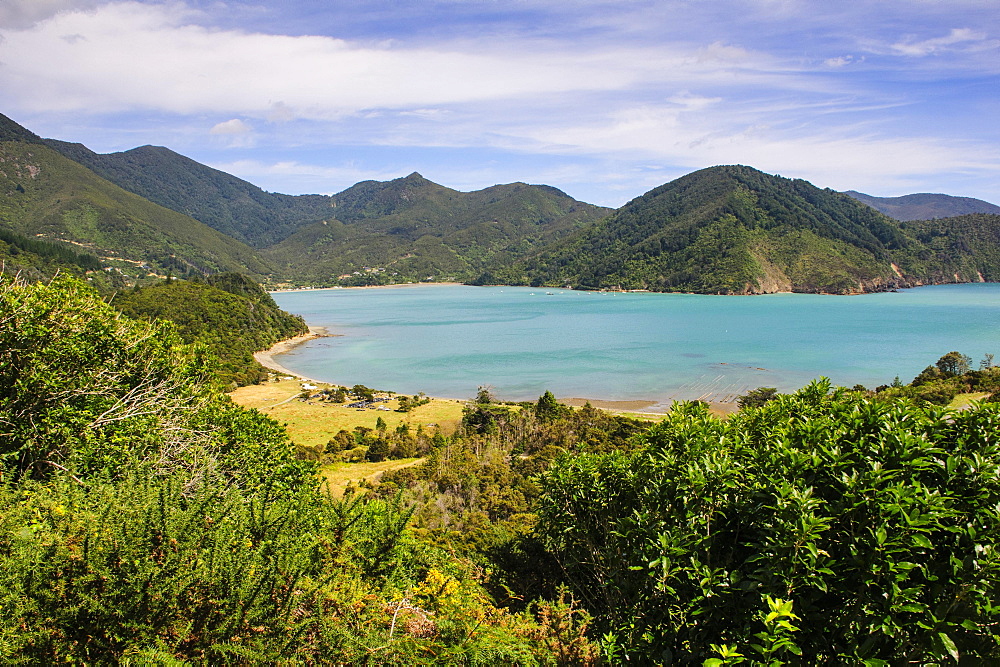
0 113 45 144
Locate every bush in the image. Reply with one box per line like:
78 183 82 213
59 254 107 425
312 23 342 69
537 380 1000 663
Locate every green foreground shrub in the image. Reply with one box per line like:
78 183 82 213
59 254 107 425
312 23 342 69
0 277 582 663
537 381 1000 663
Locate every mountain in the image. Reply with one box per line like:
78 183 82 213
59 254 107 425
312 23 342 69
0 113 273 279
264 172 611 284
898 213 1000 283
45 140 334 247
9 110 1000 294
41 129 611 285
845 191 1000 221
515 165 1000 294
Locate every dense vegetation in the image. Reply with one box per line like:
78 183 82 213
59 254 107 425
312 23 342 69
4 274 1000 663
0 276 592 663
511 166 1000 294
537 381 1000 663
113 273 307 387
264 173 610 285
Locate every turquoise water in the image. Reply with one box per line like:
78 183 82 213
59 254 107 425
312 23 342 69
271 284 1000 406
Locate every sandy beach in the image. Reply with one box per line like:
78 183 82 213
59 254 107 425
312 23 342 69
270 281 465 294
253 326 332 382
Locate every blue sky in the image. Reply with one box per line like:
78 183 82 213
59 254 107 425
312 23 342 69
1 0 997 207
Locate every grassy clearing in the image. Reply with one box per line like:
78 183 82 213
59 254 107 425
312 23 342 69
948 392 992 410
319 458 425 498
229 379 466 449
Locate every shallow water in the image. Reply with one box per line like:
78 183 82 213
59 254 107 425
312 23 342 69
271 283 1000 405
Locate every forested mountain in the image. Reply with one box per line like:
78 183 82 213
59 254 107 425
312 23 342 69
847 190 1000 221
264 172 610 284
0 115 273 280
46 140 334 247
6 111 1000 293
511 165 1000 294
113 273 307 386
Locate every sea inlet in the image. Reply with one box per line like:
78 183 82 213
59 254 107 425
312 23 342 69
271 283 1000 410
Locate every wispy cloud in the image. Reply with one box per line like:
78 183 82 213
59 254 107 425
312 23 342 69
0 0 997 205
889 28 995 57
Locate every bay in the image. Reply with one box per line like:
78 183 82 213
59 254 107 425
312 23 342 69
271 283 1000 407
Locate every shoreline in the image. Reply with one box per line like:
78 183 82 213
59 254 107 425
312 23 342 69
270 281 465 294
253 326 333 383
252 330 734 415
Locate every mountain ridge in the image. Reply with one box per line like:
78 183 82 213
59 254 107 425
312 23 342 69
4 111 1000 294
513 165 1000 294
846 190 1000 221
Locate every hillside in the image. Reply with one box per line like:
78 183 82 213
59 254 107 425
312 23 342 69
508 165 1000 294
46 140 334 247
515 165 914 294
113 273 307 386
265 172 611 284
846 190 1000 221
899 213 1000 282
8 110 1000 294
0 114 273 280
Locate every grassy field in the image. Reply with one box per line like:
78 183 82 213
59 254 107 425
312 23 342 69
948 392 992 409
319 458 425 497
229 379 466 450
230 379 466 497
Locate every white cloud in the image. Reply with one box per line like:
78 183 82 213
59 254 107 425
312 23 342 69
823 55 855 68
209 117 254 147
1 0 996 205
0 2 794 119
888 28 996 57
0 0 102 29
210 118 251 135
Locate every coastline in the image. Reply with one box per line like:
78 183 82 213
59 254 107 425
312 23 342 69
254 327 738 416
254 326 333 383
270 281 465 294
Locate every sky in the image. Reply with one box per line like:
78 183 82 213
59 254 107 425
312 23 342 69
1 0 998 208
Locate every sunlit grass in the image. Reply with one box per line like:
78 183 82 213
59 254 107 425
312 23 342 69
230 379 465 449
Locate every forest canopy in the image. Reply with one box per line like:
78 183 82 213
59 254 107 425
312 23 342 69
3 274 1000 663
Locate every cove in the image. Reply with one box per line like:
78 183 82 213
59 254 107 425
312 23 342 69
271 283 1000 408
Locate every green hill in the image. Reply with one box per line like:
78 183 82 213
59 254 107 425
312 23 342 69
11 110 1000 294
899 213 1000 283
514 165 1000 294
264 172 611 284
0 114 273 280
113 273 307 386
45 140 334 247
846 190 1000 221
516 165 912 293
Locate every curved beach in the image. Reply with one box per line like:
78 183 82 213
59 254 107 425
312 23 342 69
254 326 331 383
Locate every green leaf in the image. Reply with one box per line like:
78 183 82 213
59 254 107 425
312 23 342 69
939 632 959 662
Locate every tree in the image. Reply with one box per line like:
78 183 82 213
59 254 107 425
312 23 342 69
366 438 390 462
936 351 972 377
737 386 778 409
475 386 496 405
535 390 562 422
352 384 375 401
981 353 995 370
